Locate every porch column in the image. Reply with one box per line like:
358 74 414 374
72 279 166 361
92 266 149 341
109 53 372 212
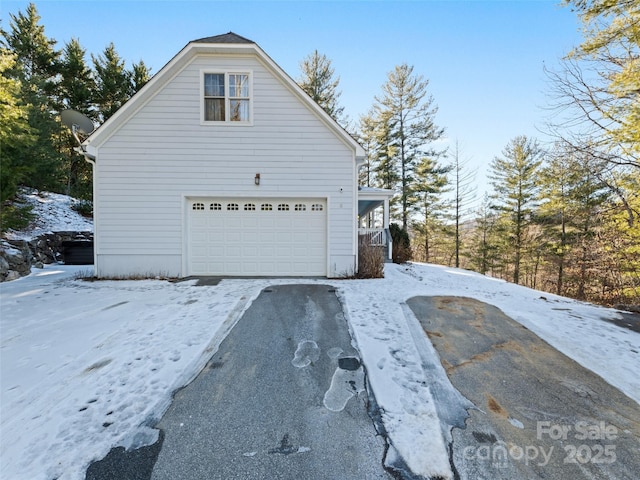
384 198 391 260
383 198 390 229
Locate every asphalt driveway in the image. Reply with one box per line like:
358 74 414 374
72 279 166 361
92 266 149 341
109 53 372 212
407 296 640 480
87 284 390 480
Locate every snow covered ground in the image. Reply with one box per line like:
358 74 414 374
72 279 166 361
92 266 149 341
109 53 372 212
3 189 93 241
1 193 638 479
2 263 638 480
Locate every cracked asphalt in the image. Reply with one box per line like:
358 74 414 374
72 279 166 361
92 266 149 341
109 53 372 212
408 296 640 480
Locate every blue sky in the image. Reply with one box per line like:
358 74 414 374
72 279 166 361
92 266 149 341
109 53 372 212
2 0 583 198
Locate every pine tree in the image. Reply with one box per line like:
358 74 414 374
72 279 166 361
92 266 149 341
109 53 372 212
59 38 94 113
129 59 151 95
357 110 378 188
0 50 35 203
537 144 577 295
2 2 65 193
374 63 444 230
489 136 544 284
58 38 95 199
372 109 399 190
92 42 131 122
297 50 348 128
467 194 502 275
409 156 452 263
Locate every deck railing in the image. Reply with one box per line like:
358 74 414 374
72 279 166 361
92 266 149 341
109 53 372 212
358 228 392 261
358 228 386 246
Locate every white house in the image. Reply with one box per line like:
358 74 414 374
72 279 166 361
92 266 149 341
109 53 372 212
84 32 392 278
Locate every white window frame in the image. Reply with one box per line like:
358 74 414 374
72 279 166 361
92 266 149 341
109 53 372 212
201 70 253 125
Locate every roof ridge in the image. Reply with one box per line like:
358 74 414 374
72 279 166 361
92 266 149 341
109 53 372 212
191 32 255 44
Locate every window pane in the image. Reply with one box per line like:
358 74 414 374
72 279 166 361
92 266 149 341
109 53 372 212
205 98 225 121
204 73 224 97
229 99 249 121
229 74 249 97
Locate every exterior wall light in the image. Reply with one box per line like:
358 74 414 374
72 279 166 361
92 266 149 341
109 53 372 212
255 173 260 185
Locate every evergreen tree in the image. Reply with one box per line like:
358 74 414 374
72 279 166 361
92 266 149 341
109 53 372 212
59 38 94 113
1 2 65 193
489 136 544 284
92 42 131 122
601 168 640 304
297 50 348 128
357 110 378 188
409 156 452 263
467 194 502 275
369 109 398 185
537 144 577 295
1 3 59 87
0 50 35 203
129 59 151 95
59 38 95 199
374 63 444 230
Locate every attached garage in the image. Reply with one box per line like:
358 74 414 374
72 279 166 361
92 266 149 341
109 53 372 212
187 198 327 276
84 33 366 279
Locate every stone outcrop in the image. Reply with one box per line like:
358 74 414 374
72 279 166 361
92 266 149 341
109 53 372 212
0 231 93 282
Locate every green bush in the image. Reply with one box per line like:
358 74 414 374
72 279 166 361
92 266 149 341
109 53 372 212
72 199 93 218
390 223 412 264
0 202 34 234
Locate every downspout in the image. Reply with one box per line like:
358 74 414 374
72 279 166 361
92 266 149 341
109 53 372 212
355 155 366 275
78 145 98 276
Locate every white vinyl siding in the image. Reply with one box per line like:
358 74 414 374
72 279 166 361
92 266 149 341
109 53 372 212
92 53 356 278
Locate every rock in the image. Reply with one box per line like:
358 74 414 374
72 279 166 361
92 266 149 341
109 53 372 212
0 255 9 280
2 241 30 276
0 231 92 282
5 270 21 281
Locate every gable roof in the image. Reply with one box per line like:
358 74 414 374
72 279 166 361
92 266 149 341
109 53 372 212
85 33 364 158
192 32 254 44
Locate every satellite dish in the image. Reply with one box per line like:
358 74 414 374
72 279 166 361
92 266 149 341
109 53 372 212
61 109 95 136
61 110 97 162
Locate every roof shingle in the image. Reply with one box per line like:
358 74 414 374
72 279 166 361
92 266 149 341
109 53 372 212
191 32 255 44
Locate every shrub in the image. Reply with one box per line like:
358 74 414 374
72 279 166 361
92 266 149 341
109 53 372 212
389 223 412 264
0 202 34 234
357 239 384 278
72 199 93 218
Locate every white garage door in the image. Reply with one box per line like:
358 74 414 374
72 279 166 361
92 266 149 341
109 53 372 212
188 198 327 276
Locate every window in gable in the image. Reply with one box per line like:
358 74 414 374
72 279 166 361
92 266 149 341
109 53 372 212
229 74 250 121
203 72 250 123
204 74 225 121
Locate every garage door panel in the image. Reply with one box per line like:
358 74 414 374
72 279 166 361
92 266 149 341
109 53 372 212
242 217 259 228
225 231 242 243
188 198 326 276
